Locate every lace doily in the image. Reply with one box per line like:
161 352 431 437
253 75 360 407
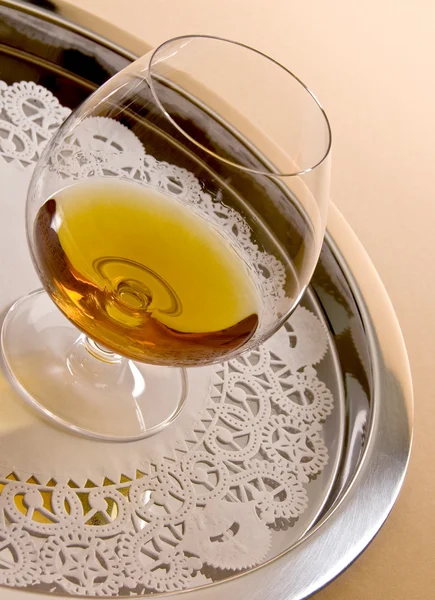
0 81 337 596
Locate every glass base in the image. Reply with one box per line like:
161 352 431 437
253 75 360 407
0 290 187 442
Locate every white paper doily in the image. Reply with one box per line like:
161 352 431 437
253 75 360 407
0 81 337 596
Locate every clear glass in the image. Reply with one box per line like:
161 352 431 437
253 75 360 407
1 35 331 441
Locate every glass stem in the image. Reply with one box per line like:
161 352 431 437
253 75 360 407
82 336 123 364
66 333 130 386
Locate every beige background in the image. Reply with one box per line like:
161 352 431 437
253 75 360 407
61 1 434 598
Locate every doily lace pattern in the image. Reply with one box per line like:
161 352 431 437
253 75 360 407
0 81 335 596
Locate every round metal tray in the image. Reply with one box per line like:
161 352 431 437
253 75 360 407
0 2 413 599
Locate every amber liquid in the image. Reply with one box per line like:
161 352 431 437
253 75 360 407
33 179 260 365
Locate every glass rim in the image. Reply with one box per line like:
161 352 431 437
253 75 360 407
148 34 332 178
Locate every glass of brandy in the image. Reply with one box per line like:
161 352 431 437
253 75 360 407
1 36 331 441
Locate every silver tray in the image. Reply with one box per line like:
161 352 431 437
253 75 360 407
0 2 413 599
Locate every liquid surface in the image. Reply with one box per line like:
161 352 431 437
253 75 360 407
33 179 260 365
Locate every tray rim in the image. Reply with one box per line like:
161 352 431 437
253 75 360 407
0 2 413 599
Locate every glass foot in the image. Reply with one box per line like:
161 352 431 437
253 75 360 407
1 290 187 441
